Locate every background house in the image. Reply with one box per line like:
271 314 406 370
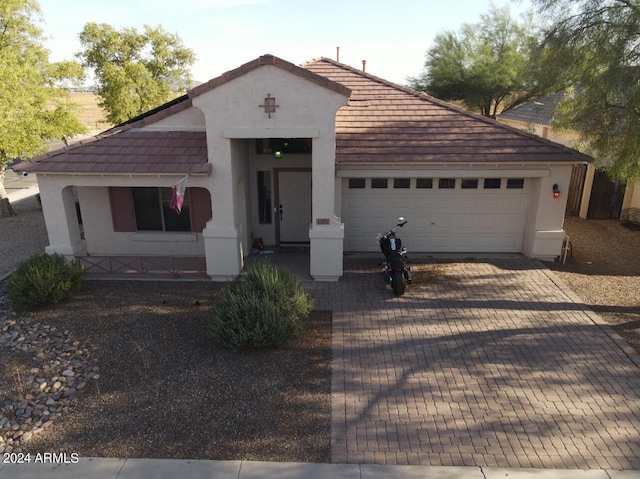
14 55 591 280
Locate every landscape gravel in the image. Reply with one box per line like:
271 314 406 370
547 217 640 353
0 283 99 454
16 282 331 461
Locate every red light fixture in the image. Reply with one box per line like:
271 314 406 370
553 183 560 198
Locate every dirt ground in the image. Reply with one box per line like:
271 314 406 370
546 217 640 353
3 281 332 462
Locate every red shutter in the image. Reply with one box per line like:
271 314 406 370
109 187 136 232
189 187 212 233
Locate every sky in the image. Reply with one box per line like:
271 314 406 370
39 0 534 87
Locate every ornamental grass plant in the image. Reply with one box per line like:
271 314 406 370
6 253 84 311
209 261 313 349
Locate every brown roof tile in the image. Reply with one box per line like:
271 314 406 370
303 58 592 165
189 54 351 100
15 55 591 176
15 130 211 175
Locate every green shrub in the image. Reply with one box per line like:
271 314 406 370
6 253 84 310
209 261 313 349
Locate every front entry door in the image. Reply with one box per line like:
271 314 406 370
276 170 312 244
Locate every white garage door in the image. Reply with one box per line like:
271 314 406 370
342 177 531 252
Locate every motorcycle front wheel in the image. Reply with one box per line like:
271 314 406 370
392 270 405 296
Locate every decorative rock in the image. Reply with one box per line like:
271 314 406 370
0 281 97 448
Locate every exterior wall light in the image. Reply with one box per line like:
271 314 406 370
274 151 283 159
553 183 560 198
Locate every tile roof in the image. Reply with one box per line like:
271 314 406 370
497 91 566 126
15 55 590 175
15 54 349 175
14 130 210 175
303 58 591 165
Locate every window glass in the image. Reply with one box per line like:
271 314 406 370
394 178 410 189
438 178 456 189
507 178 525 189
484 178 501 189
161 188 191 231
371 178 388 189
133 187 163 231
416 178 433 189
258 171 272 223
256 138 312 154
348 178 365 189
132 187 191 232
461 179 479 189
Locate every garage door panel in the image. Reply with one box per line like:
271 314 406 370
342 178 530 253
347 196 388 209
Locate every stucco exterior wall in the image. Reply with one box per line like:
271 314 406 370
77 186 205 256
622 182 640 223
522 164 573 259
36 173 212 259
141 106 206 131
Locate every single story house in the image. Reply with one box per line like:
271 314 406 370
14 54 591 281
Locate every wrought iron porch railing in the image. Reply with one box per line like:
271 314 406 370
77 255 207 277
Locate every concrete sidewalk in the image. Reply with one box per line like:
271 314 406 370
0 458 638 479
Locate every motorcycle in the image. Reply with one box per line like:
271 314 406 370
377 217 412 296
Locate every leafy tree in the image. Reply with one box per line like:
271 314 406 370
533 0 640 181
0 0 85 217
77 23 196 125
409 5 550 118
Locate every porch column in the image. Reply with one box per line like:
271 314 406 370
39 182 86 258
201 139 245 281
309 136 344 281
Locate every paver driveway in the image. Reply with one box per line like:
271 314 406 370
311 258 640 469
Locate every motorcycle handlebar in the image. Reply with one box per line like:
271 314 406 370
377 219 408 242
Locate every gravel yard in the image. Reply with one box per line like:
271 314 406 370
546 216 640 353
6 281 332 461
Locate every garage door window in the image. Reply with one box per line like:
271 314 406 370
348 178 366 189
461 179 479 189
394 178 410 188
507 178 525 189
416 178 433 188
371 178 388 189
484 178 502 189
439 178 456 189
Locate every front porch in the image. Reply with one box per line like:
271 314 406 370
77 247 313 281
243 246 312 281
